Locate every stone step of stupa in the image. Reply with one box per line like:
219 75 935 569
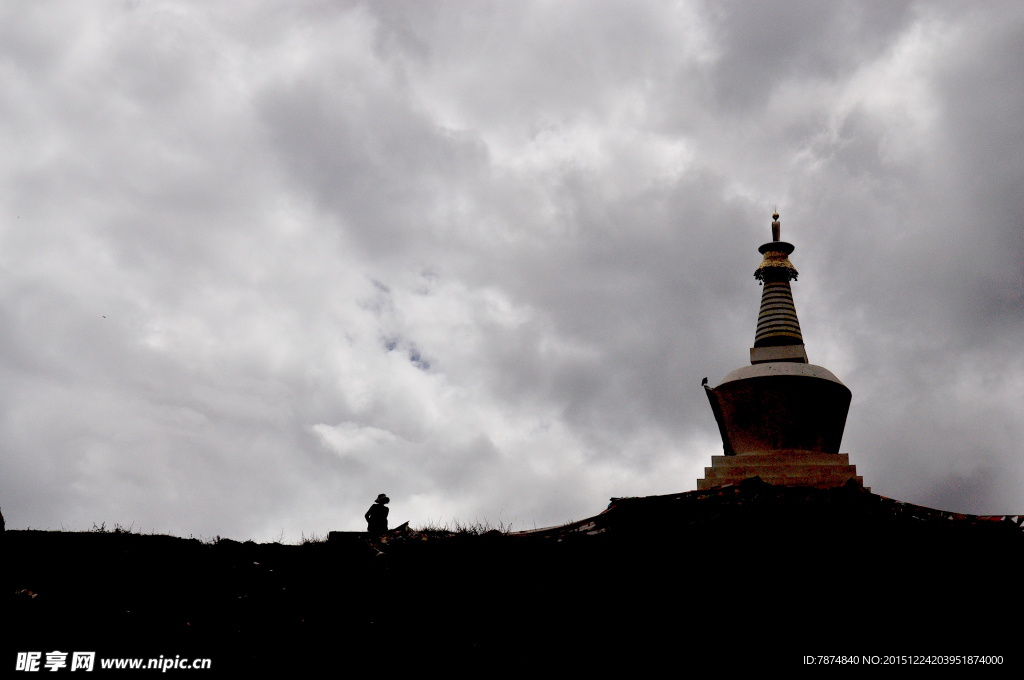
709 451 851 468
696 451 865 491
703 466 860 481
696 472 865 491
698 470 863 486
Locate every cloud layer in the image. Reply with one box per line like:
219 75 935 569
0 1 1021 539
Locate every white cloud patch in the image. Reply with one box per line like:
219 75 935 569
313 421 401 458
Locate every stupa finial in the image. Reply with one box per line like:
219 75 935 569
754 214 797 285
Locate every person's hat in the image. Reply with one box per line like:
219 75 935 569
375 494 390 504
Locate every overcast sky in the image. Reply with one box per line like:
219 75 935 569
1 1 1021 540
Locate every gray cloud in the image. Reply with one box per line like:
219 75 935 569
0 1 1021 538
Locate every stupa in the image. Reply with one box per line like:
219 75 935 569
697 213 865 490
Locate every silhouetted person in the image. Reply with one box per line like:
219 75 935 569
365 494 390 535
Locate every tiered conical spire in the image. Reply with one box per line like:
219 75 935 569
750 213 808 364
754 281 803 345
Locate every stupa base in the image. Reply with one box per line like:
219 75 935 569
696 450 866 491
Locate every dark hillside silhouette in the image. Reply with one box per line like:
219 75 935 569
8 480 1022 672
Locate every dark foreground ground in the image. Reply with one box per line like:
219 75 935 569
7 479 1023 673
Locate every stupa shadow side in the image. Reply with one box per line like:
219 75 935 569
698 213 864 490
711 363 852 454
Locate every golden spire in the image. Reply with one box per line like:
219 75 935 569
754 211 798 285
